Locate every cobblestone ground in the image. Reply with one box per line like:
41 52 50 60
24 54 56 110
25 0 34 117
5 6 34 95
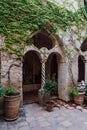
1 103 87 130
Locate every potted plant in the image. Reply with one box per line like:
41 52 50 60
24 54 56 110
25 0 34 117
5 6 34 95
43 78 58 96
0 83 4 115
38 78 57 106
4 87 21 121
38 87 51 106
45 101 54 112
70 81 85 105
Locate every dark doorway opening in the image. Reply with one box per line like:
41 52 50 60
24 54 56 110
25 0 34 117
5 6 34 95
78 56 85 82
46 53 58 96
46 53 58 82
23 51 41 104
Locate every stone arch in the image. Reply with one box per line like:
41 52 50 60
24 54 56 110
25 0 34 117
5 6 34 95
80 38 87 52
24 47 42 60
46 52 61 80
78 55 85 82
23 50 41 103
46 52 62 96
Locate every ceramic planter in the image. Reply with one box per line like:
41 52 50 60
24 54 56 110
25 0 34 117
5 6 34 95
4 93 20 121
45 101 54 112
74 91 85 105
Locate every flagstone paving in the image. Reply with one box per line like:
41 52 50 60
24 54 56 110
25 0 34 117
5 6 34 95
1 103 87 130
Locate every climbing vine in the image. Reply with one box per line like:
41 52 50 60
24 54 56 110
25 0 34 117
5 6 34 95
0 0 87 59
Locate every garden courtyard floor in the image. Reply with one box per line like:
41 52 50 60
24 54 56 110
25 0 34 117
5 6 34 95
1 102 87 130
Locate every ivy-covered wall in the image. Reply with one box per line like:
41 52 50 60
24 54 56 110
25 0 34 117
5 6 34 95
0 0 87 59
0 0 87 102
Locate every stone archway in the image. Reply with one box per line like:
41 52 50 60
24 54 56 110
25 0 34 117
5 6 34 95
46 52 61 96
23 50 41 103
80 38 87 52
78 55 85 82
46 53 58 81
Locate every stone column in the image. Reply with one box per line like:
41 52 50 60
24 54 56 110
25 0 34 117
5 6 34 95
58 58 73 102
40 47 48 88
85 60 87 83
38 47 49 105
41 59 46 89
38 59 47 106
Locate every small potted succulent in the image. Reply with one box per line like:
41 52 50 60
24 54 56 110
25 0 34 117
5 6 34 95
70 81 85 105
4 87 21 121
0 83 4 115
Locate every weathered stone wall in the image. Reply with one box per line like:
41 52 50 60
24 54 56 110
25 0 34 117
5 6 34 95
0 34 85 102
0 6 86 102
1 49 22 100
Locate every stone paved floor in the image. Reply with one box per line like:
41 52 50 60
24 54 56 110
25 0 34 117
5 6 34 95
1 103 87 130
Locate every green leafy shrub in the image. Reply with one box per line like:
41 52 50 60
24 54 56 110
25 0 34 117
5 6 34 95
0 0 87 59
5 88 14 96
70 87 79 96
0 84 3 96
0 84 17 96
43 78 58 95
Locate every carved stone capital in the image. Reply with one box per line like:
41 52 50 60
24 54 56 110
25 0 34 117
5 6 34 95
40 47 49 61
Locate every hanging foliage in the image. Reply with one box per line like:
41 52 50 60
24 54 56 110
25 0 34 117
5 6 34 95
0 0 87 59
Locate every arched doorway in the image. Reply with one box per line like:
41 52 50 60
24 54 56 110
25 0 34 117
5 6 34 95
78 55 85 82
46 53 58 81
46 53 60 96
23 51 41 103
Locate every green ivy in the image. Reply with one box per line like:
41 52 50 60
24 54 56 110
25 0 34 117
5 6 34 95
0 0 87 59
5 87 14 95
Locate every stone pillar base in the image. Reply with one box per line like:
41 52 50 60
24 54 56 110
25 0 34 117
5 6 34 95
38 89 50 106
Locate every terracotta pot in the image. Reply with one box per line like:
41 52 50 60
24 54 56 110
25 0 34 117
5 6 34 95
74 91 85 105
4 93 20 121
0 96 4 115
45 101 53 112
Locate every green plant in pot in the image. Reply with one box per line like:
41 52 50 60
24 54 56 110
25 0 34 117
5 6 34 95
70 81 85 105
38 78 57 106
4 87 21 121
70 87 79 96
5 87 14 96
43 78 57 111
43 78 58 96
38 87 51 106
0 83 4 115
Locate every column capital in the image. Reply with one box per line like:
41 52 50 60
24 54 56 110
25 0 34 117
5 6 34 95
40 58 47 63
